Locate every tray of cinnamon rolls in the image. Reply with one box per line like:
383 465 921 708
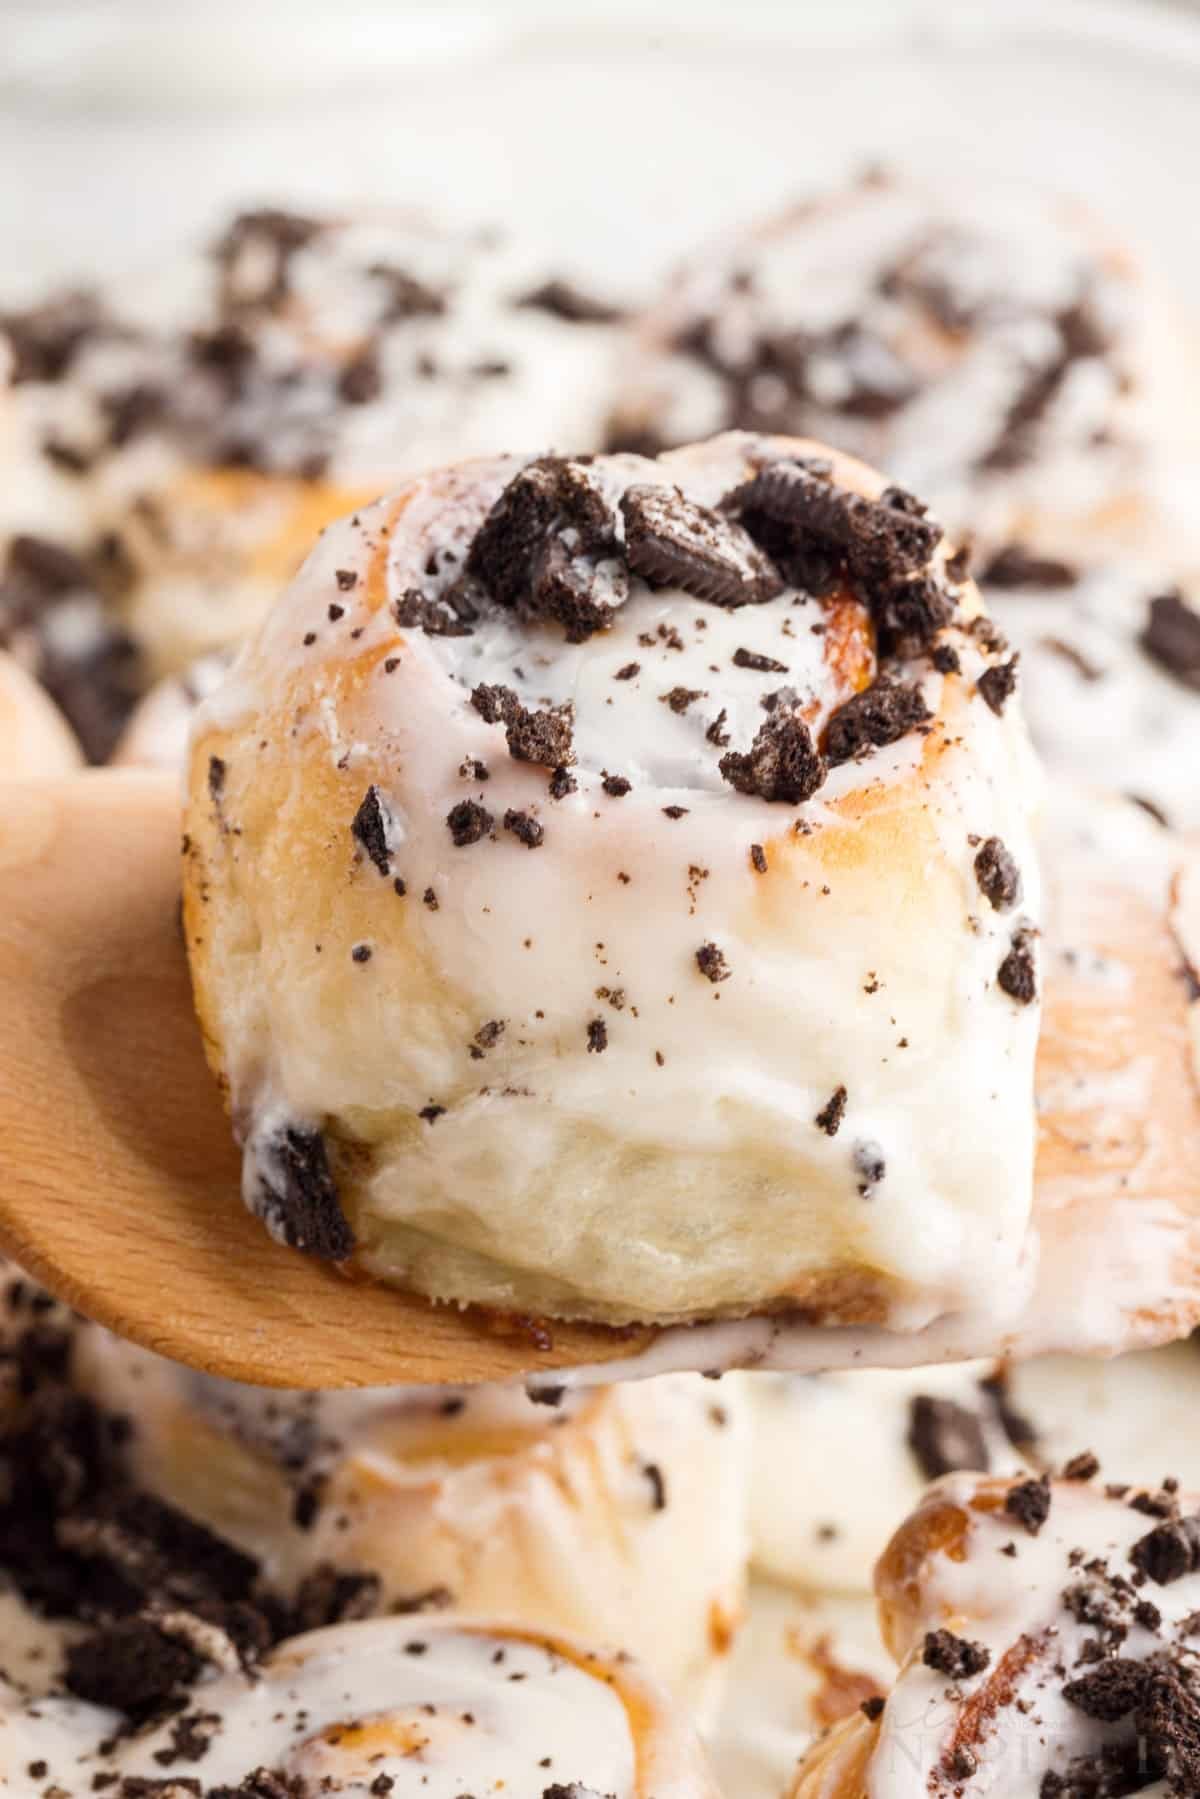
4 4 1200 1796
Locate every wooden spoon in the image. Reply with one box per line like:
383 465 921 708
0 771 1197 1389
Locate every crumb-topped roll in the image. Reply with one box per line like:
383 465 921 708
610 171 1195 566
184 430 1042 1329
1 1615 720 1799
0 209 622 755
790 1464 1200 1798
74 1325 750 1717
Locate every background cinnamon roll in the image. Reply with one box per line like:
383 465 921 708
609 171 1196 569
0 209 623 757
183 431 1042 1331
73 1323 750 1716
790 1465 1200 1797
2 1615 720 1798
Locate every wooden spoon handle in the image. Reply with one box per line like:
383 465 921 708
0 773 655 1385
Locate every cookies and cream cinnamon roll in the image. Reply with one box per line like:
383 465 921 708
789 1465 1200 1798
72 1325 750 1716
183 430 1042 1332
0 647 82 776
0 210 623 755
610 171 1194 566
2 1616 720 1799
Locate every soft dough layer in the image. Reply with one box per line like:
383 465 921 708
184 431 1042 1327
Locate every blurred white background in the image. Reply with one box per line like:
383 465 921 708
0 0 1197 303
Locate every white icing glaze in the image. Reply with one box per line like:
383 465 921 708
188 432 1042 1330
866 1473 1200 1799
709 1578 890 1799
614 174 1194 564
0 1616 718 1797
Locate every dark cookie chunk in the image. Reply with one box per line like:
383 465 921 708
289 1565 382 1635
246 1124 355 1262
907 1395 990 1482
1064 1451 1101 1482
619 484 783 608
750 842 768 873
503 808 544 848
733 646 789 674
214 208 325 313
814 1086 847 1137
470 682 576 768
998 927 1038 1007
446 799 494 846
922 1628 990 1680
726 458 942 599
1130 1514 1200 1586
586 1018 608 1054
1004 1474 1052 1536
660 686 706 714
0 288 107 384
393 586 476 637
1063 1659 1150 1722
931 643 961 676
695 942 731 983
974 836 1022 912
980 545 1078 590
1141 590 1200 692
548 765 578 798
602 773 632 797
978 655 1020 716
65 1615 204 1718
467 457 624 642
516 278 625 325
351 786 391 875
720 712 826 804
823 676 930 766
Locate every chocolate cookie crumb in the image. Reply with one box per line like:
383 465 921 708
981 545 1077 590
548 765 578 798
446 799 494 846
1130 1514 1200 1585
922 1629 990 1680
517 278 625 324
351 943 372 964
418 1105 445 1124
503 808 544 848
621 484 783 607
814 1086 847 1137
706 708 731 748
1141 590 1200 691
615 661 641 680
720 712 826 804
1064 1451 1101 1481
642 1462 667 1510
602 773 632 797
1005 1474 1052 1536
750 842 768 873
861 1695 886 1721
247 1124 354 1262
823 676 930 765
733 646 789 674
587 1018 608 1054
207 756 226 801
351 785 392 875
663 805 689 819
907 1395 989 1482
931 643 961 675
974 836 1022 911
696 942 731 983
978 655 1020 715
998 926 1038 1006
660 685 706 714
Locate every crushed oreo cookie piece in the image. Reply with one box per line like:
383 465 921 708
1141 590 1200 692
974 836 1022 912
922 1628 990 1680
980 545 1078 590
503 808 544 848
467 457 625 642
586 1018 608 1054
516 278 625 324
1130 1514 1200 1586
351 785 392 875
823 675 930 765
720 711 826 804
471 681 576 768
695 942 731 983
1005 1474 1052 1536
446 798 494 846
602 773 632 797
907 1395 990 1482
246 1124 355 1262
733 646 789 674
998 926 1038 1006
814 1086 847 1137
660 685 706 714
978 655 1020 715
393 586 475 637
620 484 783 607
